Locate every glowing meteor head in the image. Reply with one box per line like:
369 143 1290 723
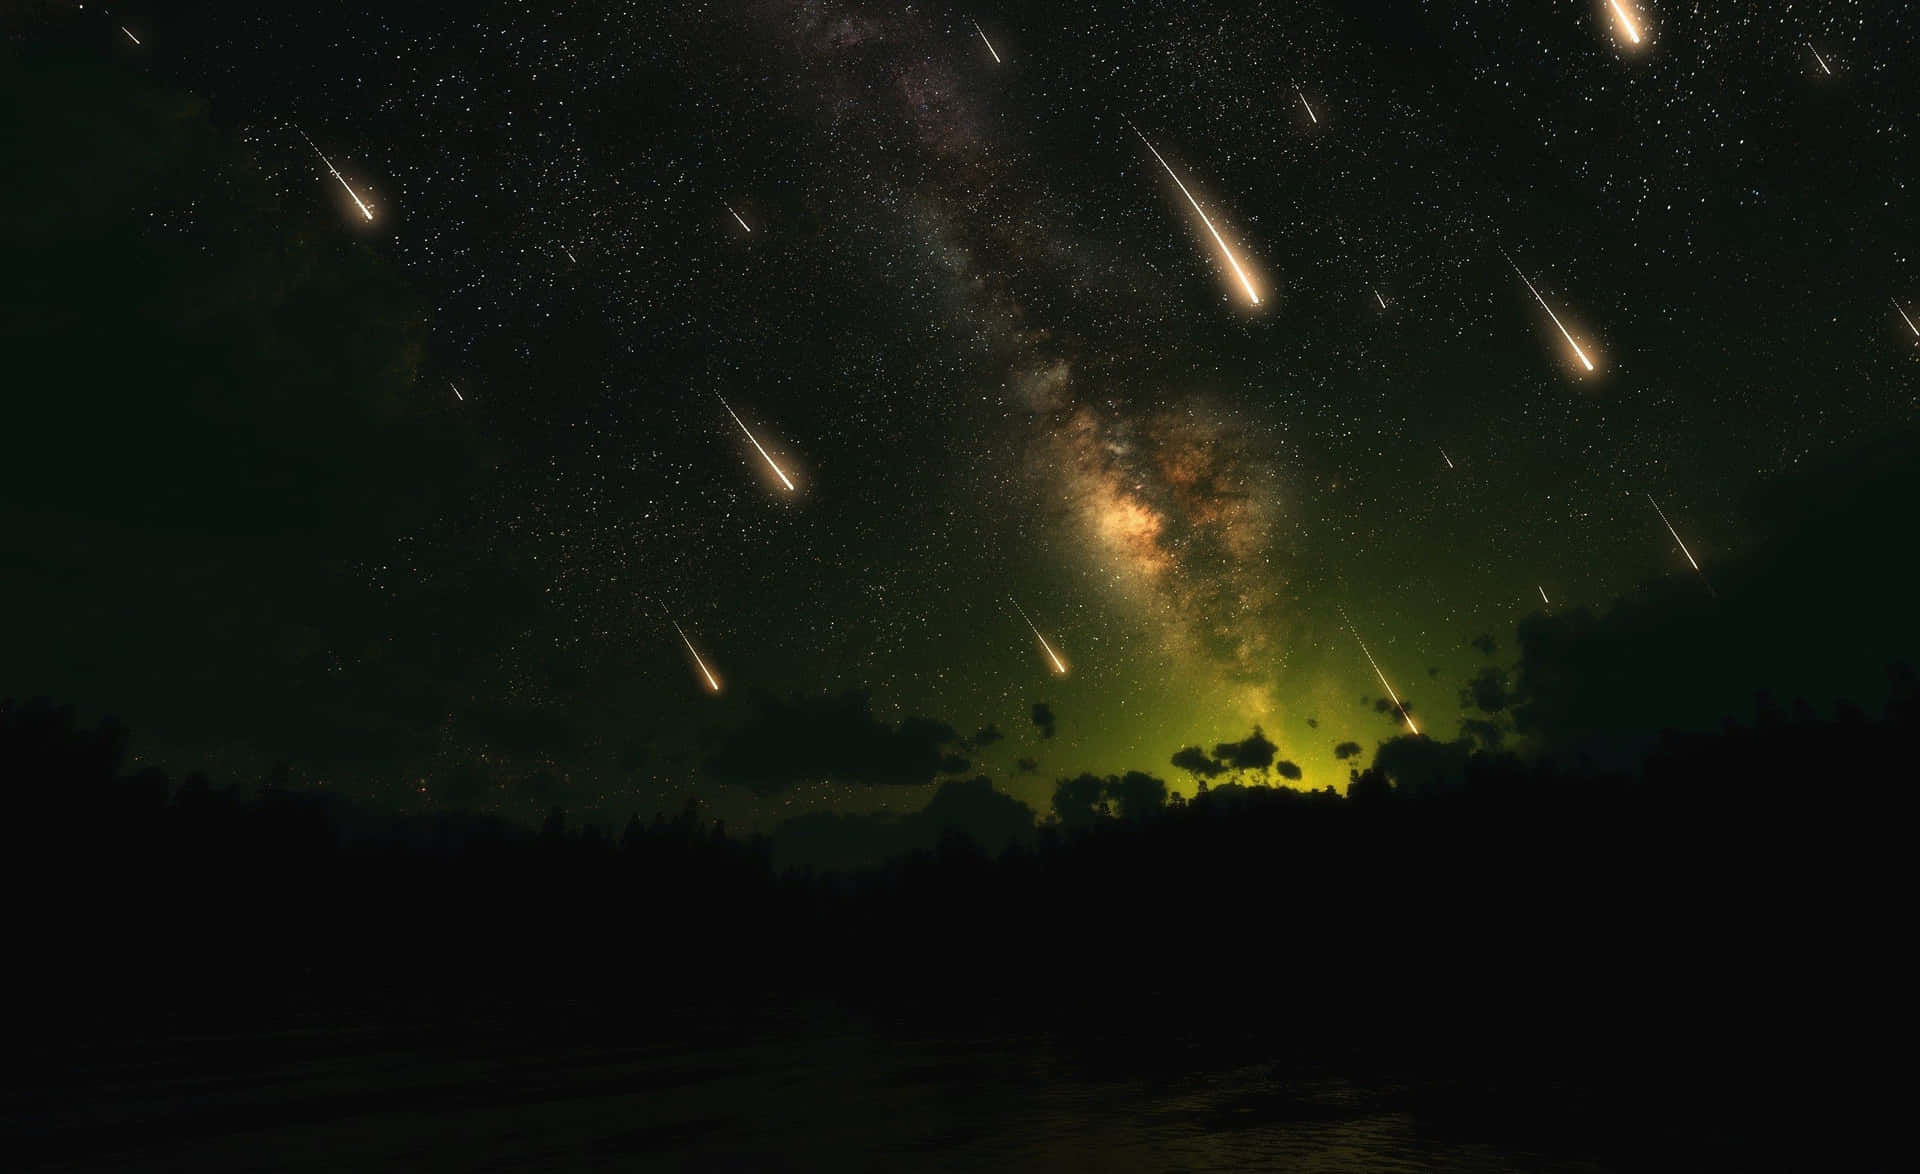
1604 0 1646 48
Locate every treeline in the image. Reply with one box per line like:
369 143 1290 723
8 678 1913 1100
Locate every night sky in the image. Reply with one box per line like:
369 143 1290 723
8 1 1916 829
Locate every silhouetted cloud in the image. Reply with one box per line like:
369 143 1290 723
1472 633 1498 656
966 723 1004 749
1031 702 1056 739
1171 745 1227 778
705 690 964 794
1333 741 1363 761
1014 757 1038 775
1273 760 1302 781
1461 666 1510 714
1212 726 1277 771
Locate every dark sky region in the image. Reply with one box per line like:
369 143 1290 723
4 1 1916 830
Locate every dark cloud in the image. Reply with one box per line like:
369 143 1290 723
1461 666 1510 715
1472 634 1499 656
1306 717 1319 729
1273 760 1303 781
1333 741 1364 761
1014 757 1038 775
1031 702 1056 739
1212 726 1278 772
1171 745 1227 778
966 723 1004 750
704 690 964 794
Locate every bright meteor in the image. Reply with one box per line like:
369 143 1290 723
449 381 464 402
1810 43 1833 76
1894 298 1920 340
1441 448 1455 470
1608 1 1643 46
1009 597 1067 675
973 20 1001 64
1297 89 1318 124
121 26 141 45
1341 608 1418 736
1374 289 1387 309
1509 256 1595 372
1539 585 1551 606
296 128 374 222
1647 493 1715 596
1133 127 1261 306
726 203 751 233
717 394 796 492
672 620 722 693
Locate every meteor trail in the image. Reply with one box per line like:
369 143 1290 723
1608 0 1642 45
121 26 141 45
449 382 464 402
1539 585 1550 606
725 203 751 233
973 20 1001 64
1132 127 1261 306
1374 289 1387 309
1341 608 1418 736
1895 298 1920 340
1810 43 1833 75
672 621 721 693
1648 493 1716 596
1441 448 1455 470
564 248 578 264
1508 256 1595 372
1009 597 1067 675
1297 89 1318 124
296 128 374 222
717 394 795 492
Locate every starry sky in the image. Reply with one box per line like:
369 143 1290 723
10 0 1916 827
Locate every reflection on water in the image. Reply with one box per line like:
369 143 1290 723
27 1005 1617 1172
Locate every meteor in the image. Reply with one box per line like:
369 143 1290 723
1539 585 1550 606
1608 0 1643 45
672 620 722 693
973 19 1001 64
725 203 751 233
1508 256 1595 372
1809 43 1833 75
1341 607 1418 736
1009 597 1067 674
1132 127 1261 306
1647 493 1716 596
1297 89 1318 124
296 128 375 222
564 248 578 264
121 26 141 45
1894 298 1920 340
717 394 796 492
1441 448 1455 470
1374 288 1387 309
449 381 464 402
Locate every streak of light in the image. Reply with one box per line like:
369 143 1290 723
564 248 578 264
717 394 795 492
1508 256 1595 372
1810 43 1833 75
1539 585 1550 605
121 26 141 45
1441 448 1455 470
672 620 721 693
1646 494 1700 572
449 381 464 402
1374 288 1387 309
726 203 751 233
1009 597 1067 675
1298 89 1318 124
1608 0 1642 45
1895 298 1920 339
973 19 1001 64
1132 127 1261 306
1340 607 1419 736
296 128 374 222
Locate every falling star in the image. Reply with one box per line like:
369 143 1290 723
564 247 578 264
296 128 374 222
1894 298 1920 340
1648 494 1716 596
1341 607 1418 736
1508 255 1595 372
725 202 751 233
1441 448 1455 470
672 620 721 694
1538 585 1550 606
1809 43 1833 75
972 19 1001 64
1607 0 1643 46
121 26 141 45
449 381 464 402
1374 288 1387 310
1297 89 1318 124
1132 126 1261 306
717 394 796 492
1009 597 1067 675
